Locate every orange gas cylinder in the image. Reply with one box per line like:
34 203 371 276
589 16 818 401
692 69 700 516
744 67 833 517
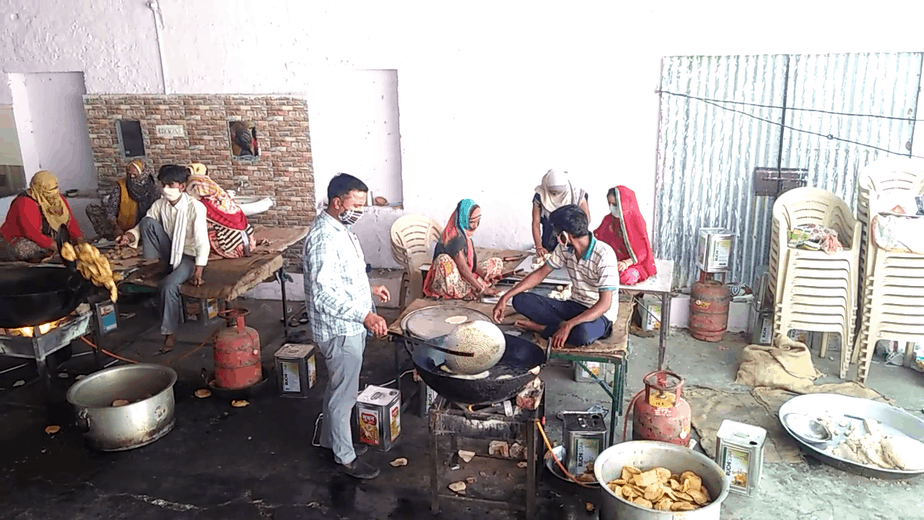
689 276 731 342
625 371 692 446
214 308 262 389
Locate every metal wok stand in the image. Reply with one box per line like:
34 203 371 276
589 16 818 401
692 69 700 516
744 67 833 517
428 389 544 518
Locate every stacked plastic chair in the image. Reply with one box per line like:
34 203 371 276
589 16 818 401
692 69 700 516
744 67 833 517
852 158 924 384
770 187 861 380
390 215 443 309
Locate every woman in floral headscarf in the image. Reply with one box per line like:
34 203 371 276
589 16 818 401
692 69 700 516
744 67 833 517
423 199 503 300
593 185 656 285
0 170 83 261
185 163 254 258
532 169 589 257
86 160 159 239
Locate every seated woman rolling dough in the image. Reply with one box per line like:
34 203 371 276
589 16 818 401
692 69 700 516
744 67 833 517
423 199 503 300
0 170 84 261
593 185 656 285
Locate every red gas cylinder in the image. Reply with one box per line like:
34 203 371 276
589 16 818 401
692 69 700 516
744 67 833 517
689 275 731 342
626 371 692 446
214 308 262 389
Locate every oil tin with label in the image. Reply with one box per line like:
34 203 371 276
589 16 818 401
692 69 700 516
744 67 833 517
716 419 766 496
562 412 607 476
355 385 401 451
573 362 614 383
639 295 662 331
273 343 317 398
696 228 735 273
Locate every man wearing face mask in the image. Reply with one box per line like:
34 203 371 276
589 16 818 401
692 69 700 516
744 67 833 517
303 173 390 480
493 204 619 348
118 165 210 352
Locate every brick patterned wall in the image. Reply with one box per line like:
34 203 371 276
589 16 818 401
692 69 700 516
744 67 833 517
83 95 315 268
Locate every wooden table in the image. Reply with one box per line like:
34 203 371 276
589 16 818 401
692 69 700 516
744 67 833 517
121 226 309 332
513 256 676 369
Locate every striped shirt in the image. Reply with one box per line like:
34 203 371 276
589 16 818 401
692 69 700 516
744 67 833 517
303 211 372 342
547 236 620 321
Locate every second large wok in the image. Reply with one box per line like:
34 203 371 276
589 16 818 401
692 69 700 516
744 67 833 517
408 333 545 405
0 264 95 328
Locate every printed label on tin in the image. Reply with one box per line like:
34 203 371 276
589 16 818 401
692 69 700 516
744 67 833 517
712 239 731 267
306 356 317 388
722 446 750 490
280 361 300 393
572 437 602 474
389 402 401 442
359 408 380 445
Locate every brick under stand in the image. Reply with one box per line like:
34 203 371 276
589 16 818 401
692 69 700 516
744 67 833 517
83 94 316 268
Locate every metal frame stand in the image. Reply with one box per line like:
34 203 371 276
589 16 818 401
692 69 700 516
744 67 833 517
428 394 543 517
547 349 628 445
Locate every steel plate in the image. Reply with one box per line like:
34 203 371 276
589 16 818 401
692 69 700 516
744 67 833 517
544 445 599 486
778 393 924 479
400 305 492 341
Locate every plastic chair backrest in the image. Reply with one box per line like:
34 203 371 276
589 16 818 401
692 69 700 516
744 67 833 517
859 157 924 205
391 215 442 271
390 215 443 301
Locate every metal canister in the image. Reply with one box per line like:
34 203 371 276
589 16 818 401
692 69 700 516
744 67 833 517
355 385 401 451
274 343 317 398
213 309 262 389
689 278 731 342
716 419 766 496
562 412 607 476
631 371 692 446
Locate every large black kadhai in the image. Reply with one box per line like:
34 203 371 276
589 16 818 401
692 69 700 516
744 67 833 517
0 225 95 328
408 333 544 405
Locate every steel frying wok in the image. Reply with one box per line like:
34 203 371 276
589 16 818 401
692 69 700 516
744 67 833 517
404 333 545 405
0 225 95 328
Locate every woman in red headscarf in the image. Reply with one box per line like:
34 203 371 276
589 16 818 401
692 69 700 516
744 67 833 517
593 186 656 285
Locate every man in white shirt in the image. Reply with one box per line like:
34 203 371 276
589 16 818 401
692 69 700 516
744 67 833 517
118 165 210 352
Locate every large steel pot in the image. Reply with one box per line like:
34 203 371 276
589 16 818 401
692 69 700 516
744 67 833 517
66 364 177 451
594 441 730 520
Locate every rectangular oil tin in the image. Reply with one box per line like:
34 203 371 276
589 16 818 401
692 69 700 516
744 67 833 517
356 385 401 452
716 419 766 496
562 412 607 476
274 343 317 398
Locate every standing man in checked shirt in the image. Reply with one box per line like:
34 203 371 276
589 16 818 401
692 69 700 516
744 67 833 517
303 173 390 480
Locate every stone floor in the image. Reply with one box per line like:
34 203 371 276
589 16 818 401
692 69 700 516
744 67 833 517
1 294 923 520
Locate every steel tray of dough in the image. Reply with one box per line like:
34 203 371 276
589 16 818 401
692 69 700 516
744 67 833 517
778 393 924 479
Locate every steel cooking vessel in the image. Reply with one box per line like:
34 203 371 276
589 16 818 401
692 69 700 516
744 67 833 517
66 364 177 451
594 441 730 520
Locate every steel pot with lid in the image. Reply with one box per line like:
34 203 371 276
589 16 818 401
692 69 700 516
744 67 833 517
66 364 177 451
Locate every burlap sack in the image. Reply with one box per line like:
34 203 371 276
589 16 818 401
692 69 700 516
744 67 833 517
735 335 822 390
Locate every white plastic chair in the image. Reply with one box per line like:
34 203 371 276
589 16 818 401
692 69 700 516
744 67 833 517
852 158 924 382
770 187 860 379
390 215 443 309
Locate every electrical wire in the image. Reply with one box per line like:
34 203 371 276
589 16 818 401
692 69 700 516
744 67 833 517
79 336 139 364
535 419 594 489
657 89 924 159
658 90 923 122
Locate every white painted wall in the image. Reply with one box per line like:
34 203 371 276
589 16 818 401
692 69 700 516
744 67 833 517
9 73 98 192
309 69 403 206
2 0 923 269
